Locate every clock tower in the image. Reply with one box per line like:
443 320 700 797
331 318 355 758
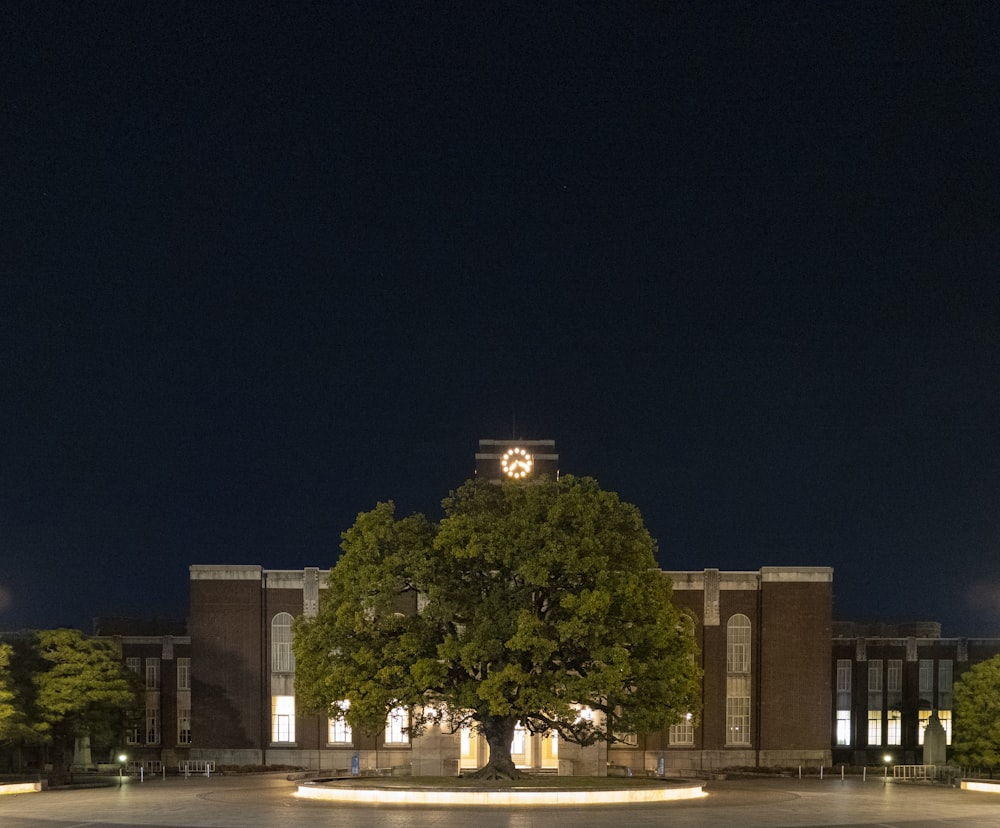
475 438 558 482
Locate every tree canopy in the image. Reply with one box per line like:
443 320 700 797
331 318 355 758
3 630 143 781
0 643 20 743
953 654 1000 769
295 475 702 777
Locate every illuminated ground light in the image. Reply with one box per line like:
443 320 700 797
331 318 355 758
0 782 44 795
961 780 1000 794
296 779 706 806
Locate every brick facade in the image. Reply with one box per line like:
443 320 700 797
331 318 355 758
184 564 833 773
831 622 1000 766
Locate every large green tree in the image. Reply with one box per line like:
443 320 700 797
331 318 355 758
29 630 143 783
953 654 1000 771
0 643 20 742
0 637 46 771
295 476 702 778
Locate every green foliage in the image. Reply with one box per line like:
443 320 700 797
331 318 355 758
294 503 438 735
30 629 143 749
0 643 19 741
953 654 1000 769
0 629 142 780
295 476 702 756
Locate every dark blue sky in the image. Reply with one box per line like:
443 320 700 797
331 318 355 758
3 3 999 636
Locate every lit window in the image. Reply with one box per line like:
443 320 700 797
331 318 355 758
460 727 478 766
385 706 408 744
726 616 751 746
329 701 352 744
272 695 295 743
669 714 695 746
177 658 190 691
867 710 881 745
329 716 352 744
542 730 559 767
918 709 932 745
938 710 952 745
512 722 526 754
918 709 952 746
726 675 751 745
836 710 851 745
727 615 751 673
887 710 901 746
271 613 295 673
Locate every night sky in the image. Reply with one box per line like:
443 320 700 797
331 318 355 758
3 4 999 637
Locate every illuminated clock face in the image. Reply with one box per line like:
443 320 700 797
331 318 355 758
501 447 533 479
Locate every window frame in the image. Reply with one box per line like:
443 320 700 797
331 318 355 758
726 614 751 674
271 694 296 744
271 613 295 674
177 708 191 745
384 706 409 745
868 659 882 692
867 710 882 745
145 658 160 689
835 709 851 746
177 657 191 691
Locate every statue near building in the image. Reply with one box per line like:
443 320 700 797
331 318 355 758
922 711 946 766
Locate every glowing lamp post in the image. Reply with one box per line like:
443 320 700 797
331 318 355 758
118 754 127 785
883 754 892 781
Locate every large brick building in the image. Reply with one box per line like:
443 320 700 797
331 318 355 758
667 568 832 770
173 439 835 774
9 437 998 776
91 436 912 776
831 622 1000 767
184 563 833 774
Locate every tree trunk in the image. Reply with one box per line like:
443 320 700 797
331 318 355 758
47 736 72 787
466 715 525 779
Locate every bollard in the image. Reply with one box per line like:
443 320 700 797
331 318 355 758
798 765 802 780
863 767 867 782
820 766 823 780
140 767 144 783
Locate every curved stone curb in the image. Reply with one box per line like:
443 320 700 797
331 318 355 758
0 781 45 795
961 779 1000 794
296 778 706 806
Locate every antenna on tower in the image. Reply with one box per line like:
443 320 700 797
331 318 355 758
511 409 516 439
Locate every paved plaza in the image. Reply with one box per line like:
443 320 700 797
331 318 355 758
1 774 998 828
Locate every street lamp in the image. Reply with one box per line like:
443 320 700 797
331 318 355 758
118 753 127 785
883 753 892 781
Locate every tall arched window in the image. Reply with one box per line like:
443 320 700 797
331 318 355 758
726 614 751 745
727 614 751 673
271 612 295 673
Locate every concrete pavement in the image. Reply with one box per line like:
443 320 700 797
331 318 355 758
1 773 998 828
